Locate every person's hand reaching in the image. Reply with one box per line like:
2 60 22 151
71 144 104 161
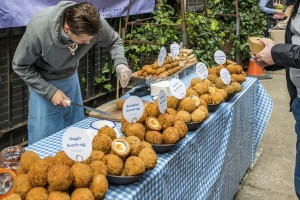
116 64 132 88
51 89 69 107
254 38 276 67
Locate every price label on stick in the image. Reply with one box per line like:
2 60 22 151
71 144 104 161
158 46 167 67
62 127 92 162
214 50 226 65
158 90 167 114
170 43 180 61
220 68 231 85
169 78 186 99
123 96 144 123
195 62 208 80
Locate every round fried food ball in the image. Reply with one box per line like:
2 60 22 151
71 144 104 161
166 108 177 116
216 89 227 99
141 141 153 149
176 110 191 123
145 102 160 117
49 191 70 200
97 126 117 140
167 96 179 109
138 148 157 170
191 109 206 122
125 156 145 176
231 82 242 93
89 175 108 200
48 165 73 191
125 123 145 141
111 138 130 157
54 151 75 167
121 121 131 135
3 194 21 200
222 85 235 95
16 166 26 176
103 154 123 175
158 113 175 130
190 78 203 87
71 163 93 188
13 174 32 200
126 136 143 156
90 160 107 176
90 150 105 161
199 99 207 107
193 83 208 96
186 88 199 98
26 187 49 200
177 97 197 113
137 109 148 124
200 94 213 104
116 99 125 110
20 151 40 173
162 127 180 144
43 156 55 168
203 79 212 87
210 92 224 104
207 73 218 83
197 106 209 119
28 159 50 187
145 117 162 131
145 131 163 144
92 134 112 154
174 120 188 139
214 77 226 89
71 188 94 200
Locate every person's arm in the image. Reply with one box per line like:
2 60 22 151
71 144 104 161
259 0 284 14
271 44 300 69
254 38 300 69
12 24 58 100
12 24 69 106
96 17 132 87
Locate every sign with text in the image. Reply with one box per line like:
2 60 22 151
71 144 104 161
62 127 92 162
195 62 208 80
170 43 180 61
214 50 226 65
0 0 155 28
169 79 186 99
220 68 231 85
158 90 167 114
123 96 144 123
158 46 167 67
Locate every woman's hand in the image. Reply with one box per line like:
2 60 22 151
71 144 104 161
254 38 276 67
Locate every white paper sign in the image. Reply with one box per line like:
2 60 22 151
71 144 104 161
214 50 226 65
158 46 167 67
123 96 144 123
220 68 231 85
170 43 180 61
62 127 92 162
169 79 186 99
195 62 208 80
158 90 167 114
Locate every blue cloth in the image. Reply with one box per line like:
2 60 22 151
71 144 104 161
25 74 273 200
292 97 300 198
28 72 84 145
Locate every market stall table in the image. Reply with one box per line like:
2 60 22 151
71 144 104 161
25 74 272 200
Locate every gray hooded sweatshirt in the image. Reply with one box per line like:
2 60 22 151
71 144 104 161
12 1 128 100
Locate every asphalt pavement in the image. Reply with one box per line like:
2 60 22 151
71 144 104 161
235 69 298 200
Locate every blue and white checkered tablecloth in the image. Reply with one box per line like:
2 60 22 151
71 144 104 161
25 73 272 200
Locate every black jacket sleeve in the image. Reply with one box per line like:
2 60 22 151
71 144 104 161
271 44 300 69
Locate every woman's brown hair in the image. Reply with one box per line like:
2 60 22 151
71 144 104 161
63 2 101 36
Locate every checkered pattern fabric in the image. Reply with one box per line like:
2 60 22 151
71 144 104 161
26 74 272 200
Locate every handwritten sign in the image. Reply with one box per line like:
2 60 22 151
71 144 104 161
170 43 180 61
214 50 226 65
220 68 231 85
169 79 186 99
158 46 167 67
195 62 208 80
158 90 167 114
123 96 144 123
62 127 92 162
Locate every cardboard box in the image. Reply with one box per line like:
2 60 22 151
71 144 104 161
269 29 286 44
248 37 265 55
